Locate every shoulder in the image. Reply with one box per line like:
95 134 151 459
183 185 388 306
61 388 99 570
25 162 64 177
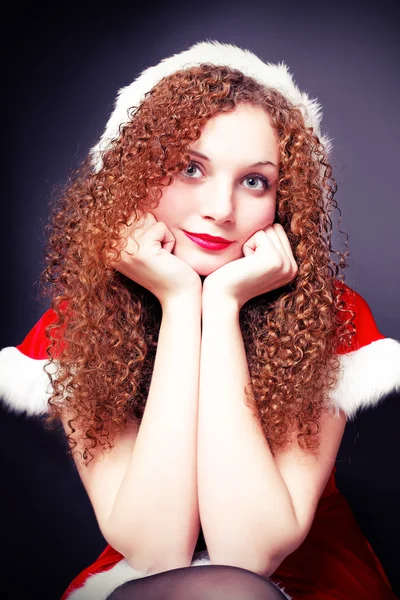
1 284 400 422
334 280 385 352
329 281 400 420
0 307 65 416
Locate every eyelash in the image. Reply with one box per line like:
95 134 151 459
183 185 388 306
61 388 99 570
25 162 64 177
182 161 271 192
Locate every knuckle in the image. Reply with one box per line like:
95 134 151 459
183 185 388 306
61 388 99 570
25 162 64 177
281 258 291 274
126 237 140 253
272 255 284 270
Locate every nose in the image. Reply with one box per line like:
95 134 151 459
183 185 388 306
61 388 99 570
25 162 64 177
199 180 235 224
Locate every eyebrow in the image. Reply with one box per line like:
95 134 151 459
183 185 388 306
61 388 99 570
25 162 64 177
187 148 278 170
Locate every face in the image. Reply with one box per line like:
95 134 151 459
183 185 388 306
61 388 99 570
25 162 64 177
151 103 280 276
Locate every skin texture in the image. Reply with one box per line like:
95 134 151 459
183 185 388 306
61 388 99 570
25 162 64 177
111 212 202 306
99 110 303 572
151 104 280 279
42 65 353 466
42 65 355 588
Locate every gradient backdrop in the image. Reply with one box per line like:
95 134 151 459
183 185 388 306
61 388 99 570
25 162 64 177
1 1 399 598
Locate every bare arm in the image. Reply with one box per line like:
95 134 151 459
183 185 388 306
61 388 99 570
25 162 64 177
197 225 346 577
104 292 202 573
62 214 203 575
197 293 301 577
63 290 202 576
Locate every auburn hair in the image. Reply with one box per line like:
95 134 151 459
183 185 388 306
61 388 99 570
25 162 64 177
41 64 354 466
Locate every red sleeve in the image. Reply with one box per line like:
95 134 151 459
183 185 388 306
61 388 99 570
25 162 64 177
335 281 385 354
16 308 67 360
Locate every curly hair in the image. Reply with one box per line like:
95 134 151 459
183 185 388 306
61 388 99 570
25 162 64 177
40 64 354 466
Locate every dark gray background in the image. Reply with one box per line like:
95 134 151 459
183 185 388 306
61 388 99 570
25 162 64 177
1 1 399 599
1 1 399 346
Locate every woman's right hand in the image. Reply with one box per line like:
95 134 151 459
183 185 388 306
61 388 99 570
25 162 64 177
111 212 202 306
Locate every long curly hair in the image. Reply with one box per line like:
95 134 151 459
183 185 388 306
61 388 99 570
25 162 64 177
41 64 354 466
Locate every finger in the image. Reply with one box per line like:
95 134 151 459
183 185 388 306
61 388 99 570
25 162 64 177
131 212 157 239
271 224 298 272
119 213 159 259
264 224 287 256
263 225 296 276
136 221 175 255
243 230 273 256
156 222 176 253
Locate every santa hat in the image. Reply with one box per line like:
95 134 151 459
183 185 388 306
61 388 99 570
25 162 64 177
2 38 400 419
1 281 399 421
2 40 400 600
89 39 332 173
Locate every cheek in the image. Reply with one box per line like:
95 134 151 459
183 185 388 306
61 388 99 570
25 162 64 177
150 204 168 224
242 201 276 235
151 187 189 224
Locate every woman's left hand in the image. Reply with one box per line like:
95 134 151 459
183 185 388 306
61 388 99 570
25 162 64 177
203 224 298 309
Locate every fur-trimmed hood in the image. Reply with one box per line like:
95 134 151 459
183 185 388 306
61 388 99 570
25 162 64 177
89 39 332 173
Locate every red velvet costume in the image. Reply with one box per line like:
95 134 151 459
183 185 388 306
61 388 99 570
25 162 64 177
1 283 399 599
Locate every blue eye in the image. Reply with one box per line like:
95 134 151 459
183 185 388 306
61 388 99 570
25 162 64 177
243 175 271 191
181 162 271 192
182 162 202 178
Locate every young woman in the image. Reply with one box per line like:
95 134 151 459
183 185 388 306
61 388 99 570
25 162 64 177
1 41 399 600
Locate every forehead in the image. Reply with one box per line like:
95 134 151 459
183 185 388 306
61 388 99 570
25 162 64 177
192 103 279 163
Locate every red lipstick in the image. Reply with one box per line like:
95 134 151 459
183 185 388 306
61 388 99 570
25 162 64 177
183 230 233 251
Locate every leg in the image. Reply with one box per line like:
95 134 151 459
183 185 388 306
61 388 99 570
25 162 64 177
106 565 291 600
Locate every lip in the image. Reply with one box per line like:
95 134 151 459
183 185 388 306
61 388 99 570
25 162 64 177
183 231 233 251
184 231 232 243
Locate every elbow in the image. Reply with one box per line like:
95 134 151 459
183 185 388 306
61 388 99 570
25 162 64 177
101 514 201 575
207 544 278 578
263 530 306 576
207 534 303 578
202 512 307 577
102 528 194 575
112 536 193 575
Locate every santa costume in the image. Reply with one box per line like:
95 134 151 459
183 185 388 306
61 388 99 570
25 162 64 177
1 41 399 600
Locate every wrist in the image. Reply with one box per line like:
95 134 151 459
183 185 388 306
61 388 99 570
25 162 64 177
202 285 241 316
161 289 202 315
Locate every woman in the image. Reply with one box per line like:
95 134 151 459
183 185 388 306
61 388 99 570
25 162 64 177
1 41 399 599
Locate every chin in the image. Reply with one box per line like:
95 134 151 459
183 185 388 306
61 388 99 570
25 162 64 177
187 257 231 277
173 247 224 276
192 264 218 277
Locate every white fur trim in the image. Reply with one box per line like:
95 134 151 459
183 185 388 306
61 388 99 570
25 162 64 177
1 338 399 422
0 347 55 415
330 338 400 420
66 551 292 599
90 39 331 173
66 558 148 600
